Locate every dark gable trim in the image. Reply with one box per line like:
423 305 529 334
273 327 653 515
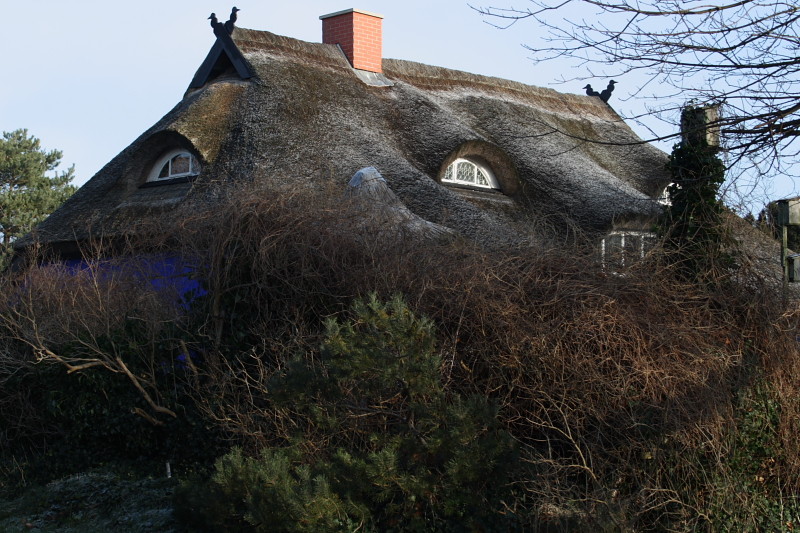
189 32 254 89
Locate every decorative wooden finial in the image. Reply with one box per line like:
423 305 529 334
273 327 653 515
224 7 240 34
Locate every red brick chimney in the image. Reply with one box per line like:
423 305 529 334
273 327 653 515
320 9 383 73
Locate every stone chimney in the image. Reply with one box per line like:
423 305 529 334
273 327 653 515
320 9 383 73
680 105 721 148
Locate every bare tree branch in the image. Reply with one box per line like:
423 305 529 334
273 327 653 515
476 0 800 202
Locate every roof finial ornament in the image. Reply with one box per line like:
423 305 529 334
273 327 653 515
583 84 600 98
599 80 617 103
224 7 240 35
583 80 617 103
208 13 225 38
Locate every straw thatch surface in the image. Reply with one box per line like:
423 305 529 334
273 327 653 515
18 26 670 252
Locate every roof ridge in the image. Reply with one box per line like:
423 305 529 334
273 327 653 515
231 27 350 70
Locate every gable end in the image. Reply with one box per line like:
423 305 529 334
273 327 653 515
189 32 254 89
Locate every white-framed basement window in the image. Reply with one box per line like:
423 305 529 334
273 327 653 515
442 158 500 189
148 150 201 182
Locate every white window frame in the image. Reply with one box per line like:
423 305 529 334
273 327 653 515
658 184 673 206
148 150 201 182
441 158 500 189
600 230 657 270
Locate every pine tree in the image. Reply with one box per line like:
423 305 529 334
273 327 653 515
176 294 518 532
0 129 77 261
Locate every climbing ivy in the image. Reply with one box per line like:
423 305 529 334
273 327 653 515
663 107 729 281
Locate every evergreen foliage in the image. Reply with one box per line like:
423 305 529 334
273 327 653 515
663 107 728 280
176 294 518 532
0 129 76 263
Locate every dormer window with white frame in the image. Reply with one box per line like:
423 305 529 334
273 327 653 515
147 150 201 183
442 158 500 190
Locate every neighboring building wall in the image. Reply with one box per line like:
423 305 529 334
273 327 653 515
321 9 383 73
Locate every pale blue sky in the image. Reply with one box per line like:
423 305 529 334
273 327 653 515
2 1 791 210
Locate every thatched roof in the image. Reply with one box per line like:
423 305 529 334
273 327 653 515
17 26 670 253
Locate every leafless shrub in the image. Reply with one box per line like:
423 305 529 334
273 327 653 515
2 180 797 527
0 243 187 425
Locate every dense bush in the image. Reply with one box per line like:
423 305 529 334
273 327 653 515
2 183 799 530
0 260 223 490
176 294 517 531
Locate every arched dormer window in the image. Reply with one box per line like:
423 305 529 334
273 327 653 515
147 150 201 183
442 158 500 190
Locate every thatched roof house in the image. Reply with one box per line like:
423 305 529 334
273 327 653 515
17 8 670 257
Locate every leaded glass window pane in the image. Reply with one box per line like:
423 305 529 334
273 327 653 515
456 161 475 183
441 158 498 189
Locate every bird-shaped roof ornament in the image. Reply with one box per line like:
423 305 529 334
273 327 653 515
583 84 600 98
208 13 225 38
224 7 240 35
583 80 617 104
208 7 240 37
599 80 617 103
